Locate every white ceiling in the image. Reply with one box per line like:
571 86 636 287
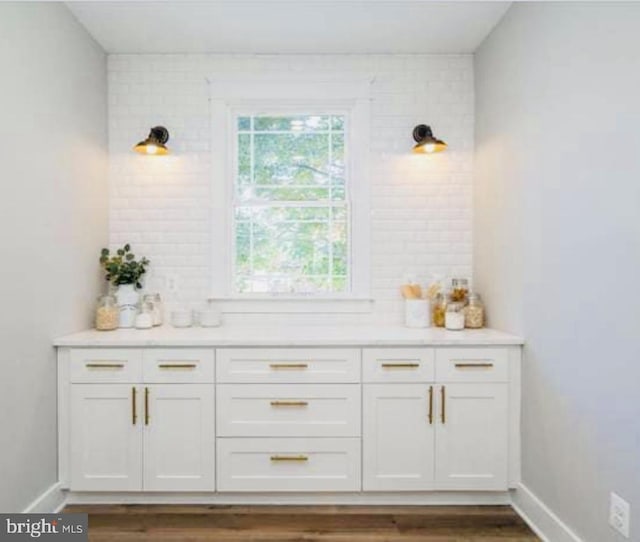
66 1 511 54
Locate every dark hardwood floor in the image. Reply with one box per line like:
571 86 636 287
64 504 540 541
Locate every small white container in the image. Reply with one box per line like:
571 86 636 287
194 306 222 328
171 308 192 328
135 312 153 329
445 301 465 331
404 299 431 328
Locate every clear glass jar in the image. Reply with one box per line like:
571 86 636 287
432 292 448 328
95 295 119 331
135 299 154 329
445 301 465 331
465 293 485 329
450 278 469 303
143 293 164 326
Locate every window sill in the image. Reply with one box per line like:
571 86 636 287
207 296 375 314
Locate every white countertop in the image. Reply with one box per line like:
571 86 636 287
54 325 524 347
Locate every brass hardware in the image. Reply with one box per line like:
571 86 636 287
270 455 308 462
158 363 197 369
132 387 137 425
428 386 433 425
144 387 150 426
441 386 446 424
85 363 124 368
381 363 420 368
269 363 308 370
454 362 494 368
270 401 309 407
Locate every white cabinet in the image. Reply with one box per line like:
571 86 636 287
59 343 520 498
66 348 216 492
435 383 508 490
363 384 435 491
362 347 514 493
144 384 215 491
70 384 142 491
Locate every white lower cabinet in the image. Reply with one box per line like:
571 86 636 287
363 384 435 491
61 344 520 497
363 382 509 491
434 383 508 490
69 383 215 492
144 384 215 491
70 384 142 491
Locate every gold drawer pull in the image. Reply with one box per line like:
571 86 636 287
441 385 446 424
86 363 125 369
454 362 494 368
381 363 420 368
269 363 308 370
132 387 137 425
428 385 433 425
158 363 197 369
144 387 150 426
270 401 309 407
270 455 308 462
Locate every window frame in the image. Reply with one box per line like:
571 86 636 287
209 77 372 313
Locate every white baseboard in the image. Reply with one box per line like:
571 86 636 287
511 484 583 542
22 482 67 514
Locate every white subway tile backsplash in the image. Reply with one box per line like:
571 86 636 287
108 54 474 323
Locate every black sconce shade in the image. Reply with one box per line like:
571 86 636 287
412 124 447 154
134 126 170 155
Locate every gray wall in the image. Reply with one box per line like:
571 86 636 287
0 3 108 512
475 3 640 541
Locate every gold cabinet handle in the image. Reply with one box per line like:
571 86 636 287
454 362 494 368
269 363 308 370
381 362 420 369
86 363 124 368
144 387 150 426
441 385 446 424
428 385 434 425
132 387 137 425
270 455 308 462
270 401 309 407
158 363 197 369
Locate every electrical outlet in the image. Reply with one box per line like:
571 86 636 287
609 492 630 538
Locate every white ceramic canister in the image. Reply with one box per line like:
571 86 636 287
116 283 139 328
404 299 431 328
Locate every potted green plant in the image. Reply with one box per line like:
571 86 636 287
99 244 150 328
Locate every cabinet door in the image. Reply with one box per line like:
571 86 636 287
70 384 142 491
143 384 215 491
363 384 435 491
435 383 508 490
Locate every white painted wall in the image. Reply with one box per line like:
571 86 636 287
474 4 640 541
0 4 108 512
108 54 474 323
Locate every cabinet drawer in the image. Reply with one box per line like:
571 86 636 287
217 348 360 383
217 384 360 437
435 348 508 383
143 349 215 383
363 348 434 383
70 349 142 383
217 438 361 492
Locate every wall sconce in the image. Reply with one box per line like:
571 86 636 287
133 126 170 155
412 124 447 154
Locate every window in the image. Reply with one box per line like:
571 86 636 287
209 78 371 310
233 113 349 295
